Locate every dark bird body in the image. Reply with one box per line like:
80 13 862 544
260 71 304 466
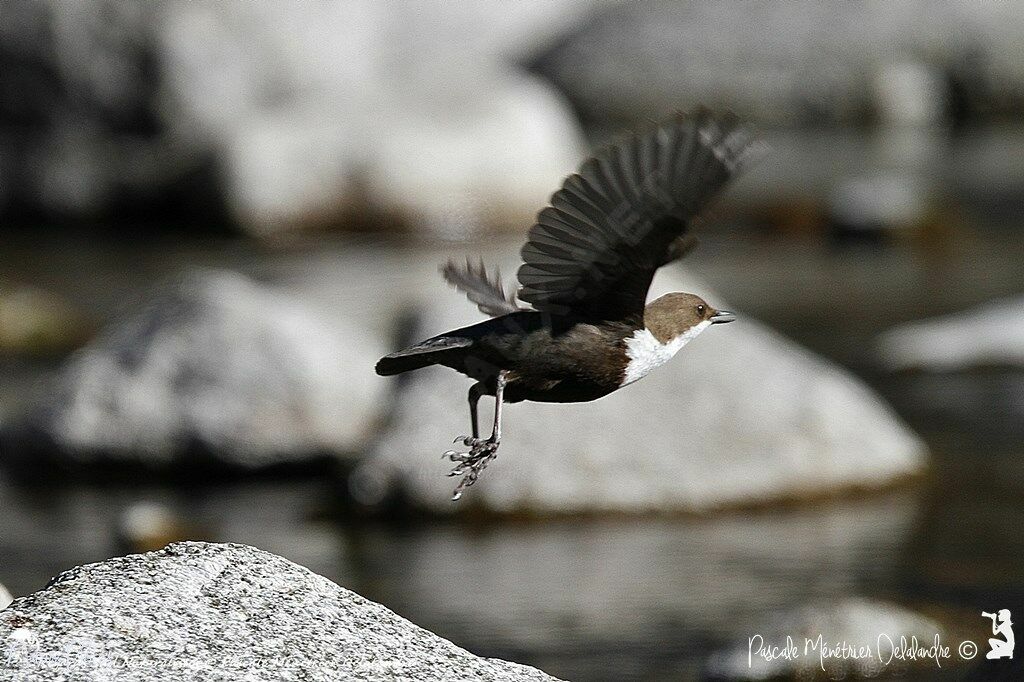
377 310 636 404
375 109 759 499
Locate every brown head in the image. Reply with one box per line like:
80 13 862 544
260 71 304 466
642 292 735 343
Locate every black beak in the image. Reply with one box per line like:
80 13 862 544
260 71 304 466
710 310 736 324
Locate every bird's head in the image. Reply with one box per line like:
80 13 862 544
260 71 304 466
643 292 735 343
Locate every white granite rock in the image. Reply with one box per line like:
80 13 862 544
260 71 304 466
0 542 558 681
706 598 943 680
357 268 927 514
13 269 385 469
877 296 1024 371
0 581 11 610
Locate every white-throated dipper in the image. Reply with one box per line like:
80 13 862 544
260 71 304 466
376 109 759 500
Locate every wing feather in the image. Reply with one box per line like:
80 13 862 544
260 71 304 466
516 109 760 320
442 259 523 317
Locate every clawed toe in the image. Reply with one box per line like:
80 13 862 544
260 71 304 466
444 437 500 501
446 370 508 501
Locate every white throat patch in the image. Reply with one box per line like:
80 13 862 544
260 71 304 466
620 320 712 387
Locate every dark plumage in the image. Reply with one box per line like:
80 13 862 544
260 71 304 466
376 109 759 499
517 108 755 320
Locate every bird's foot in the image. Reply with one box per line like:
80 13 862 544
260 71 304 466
443 436 500 501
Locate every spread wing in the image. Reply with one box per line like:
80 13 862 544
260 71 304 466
516 109 760 320
442 258 524 317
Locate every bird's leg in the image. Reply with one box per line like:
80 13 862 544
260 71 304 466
455 383 483 444
444 371 507 501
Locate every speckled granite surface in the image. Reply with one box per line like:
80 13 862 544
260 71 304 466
0 542 558 682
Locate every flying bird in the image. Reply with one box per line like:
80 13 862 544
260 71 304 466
376 109 759 500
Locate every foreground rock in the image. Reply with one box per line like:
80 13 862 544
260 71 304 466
356 268 927 514
0 542 558 681
877 296 1024 371
3 269 386 472
706 598 944 679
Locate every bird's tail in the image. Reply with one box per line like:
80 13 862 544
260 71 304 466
374 335 472 376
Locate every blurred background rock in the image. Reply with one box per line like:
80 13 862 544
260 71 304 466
2 2 1024 680
1 0 590 238
6 0 1024 239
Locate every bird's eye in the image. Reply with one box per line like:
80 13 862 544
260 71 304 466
696 304 706 315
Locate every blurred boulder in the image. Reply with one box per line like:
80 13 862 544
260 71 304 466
877 296 1024 371
3 269 386 473
826 172 932 245
158 1 589 238
0 1 216 222
0 581 11 610
873 61 947 127
117 501 193 554
0 1 589 236
0 542 558 681
353 268 927 515
0 284 91 357
706 598 943 679
822 127 960 250
531 1 1022 125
